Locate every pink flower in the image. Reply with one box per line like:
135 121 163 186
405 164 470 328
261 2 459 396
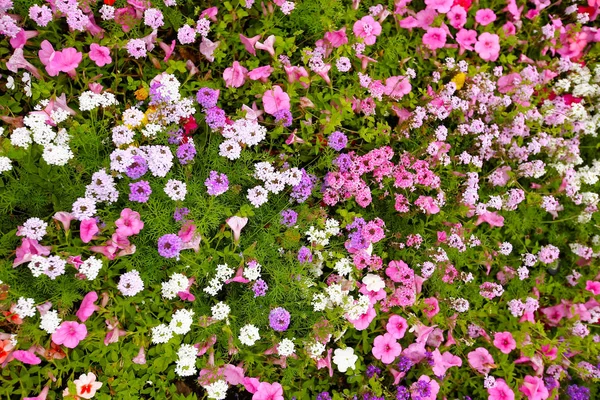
24 386 49 400
56 47 83 78
493 332 517 354
243 377 261 394
447 5 467 29
14 238 51 267
13 350 41 365
10 29 38 50
353 15 382 45
255 35 276 57
386 315 408 339
7 48 42 79
160 40 177 62
425 0 453 13
431 349 462 376
226 216 248 242
52 321 88 349
262 86 291 115
585 280 600 295
422 27 447 50
423 297 440 319
80 218 99 243
474 32 500 62
284 66 310 88
372 333 402 364
76 292 98 322
224 364 245 385
384 76 411 100
223 61 248 88
252 382 284 400
89 43 112 67
412 375 440 400
104 317 126 346
475 8 497 26
115 208 144 237
475 212 505 227
415 195 440 214
488 379 515 400
74 372 103 399
248 65 274 82
200 6 218 21
324 27 348 47
348 304 376 330
53 211 75 231
240 34 261 56
519 375 549 400
456 29 478 53
132 347 146 364
467 347 495 374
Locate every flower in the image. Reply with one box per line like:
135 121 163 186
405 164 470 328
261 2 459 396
474 32 500 62
52 321 88 348
467 347 495 374
13 350 41 365
223 61 247 88
493 332 516 354
327 131 348 151
386 315 408 339
488 379 515 400
253 382 284 400
423 27 447 50
158 234 183 259
80 218 99 243
73 372 103 399
519 375 549 400
332 348 358 373
76 292 98 322
262 86 290 116
115 208 144 237
269 308 291 331
353 16 382 45
89 43 112 67
475 9 497 26
372 333 402 364
226 216 248 242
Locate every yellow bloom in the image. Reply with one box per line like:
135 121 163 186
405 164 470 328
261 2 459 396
451 73 466 90
135 87 148 101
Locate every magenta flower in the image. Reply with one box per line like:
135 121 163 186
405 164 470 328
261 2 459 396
89 43 112 67
80 218 99 243
13 350 41 365
425 0 453 13
14 238 51 267
585 280 600 295
248 65 274 83
76 292 98 322
115 208 144 237
324 27 348 47
262 86 291 116
519 375 549 400
353 15 382 45
223 61 248 88
493 332 517 354
52 321 88 348
386 315 408 339
422 27 447 50
372 333 401 364
467 347 495 374
253 382 284 400
239 34 261 55
488 379 515 400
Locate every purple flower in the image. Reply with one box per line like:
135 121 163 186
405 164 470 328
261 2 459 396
567 385 590 400
174 207 190 222
396 386 410 400
298 246 312 263
252 279 268 297
205 171 229 196
129 181 152 203
157 234 183 259
280 209 298 227
397 355 413 372
126 156 148 179
269 307 290 331
411 380 431 399
205 107 226 129
366 364 381 378
274 109 292 127
168 129 184 145
328 131 348 151
333 153 353 172
196 87 219 108
177 143 196 165
316 392 332 400
290 169 316 203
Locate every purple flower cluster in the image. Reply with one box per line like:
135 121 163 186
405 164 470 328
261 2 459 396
274 109 292 127
205 107 226 130
345 217 369 252
298 246 312 263
168 129 184 145
268 307 291 331
196 87 219 109
316 392 331 400
205 171 229 196
328 131 348 151
176 143 196 164
157 234 183 259
290 169 316 203
129 181 152 203
126 155 148 179
252 279 268 297
566 385 590 400
395 386 410 400
174 207 189 222
397 355 413 372
280 209 298 227
411 380 431 400
365 364 381 378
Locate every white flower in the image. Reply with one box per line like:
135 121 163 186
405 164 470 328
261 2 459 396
204 380 228 400
151 324 173 344
0 156 13 173
14 297 36 319
332 347 358 373
169 309 195 335
39 310 61 334
164 179 187 201
278 338 295 357
238 324 260 346
161 273 189 299
362 274 385 292
79 256 103 280
307 341 326 359
211 302 230 321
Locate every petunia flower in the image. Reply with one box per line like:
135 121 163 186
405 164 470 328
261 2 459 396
255 35 276 56
223 61 247 88
80 218 99 243
6 48 42 79
73 372 103 399
239 34 261 56
12 350 41 365
52 321 87 348
76 292 98 322
226 216 248 243
89 43 111 67
262 86 290 115
132 347 146 364
24 386 49 400
53 211 75 231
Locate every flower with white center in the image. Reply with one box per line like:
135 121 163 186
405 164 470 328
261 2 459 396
278 338 295 357
211 302 230 321
151 324 173 344
204 380 228 400
122 107 145 128
362 274 385 292
238 324 260 346
39 310 61 334
169 309 194 335
333 347 358 373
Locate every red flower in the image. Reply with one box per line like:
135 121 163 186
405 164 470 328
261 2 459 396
104 0 116 5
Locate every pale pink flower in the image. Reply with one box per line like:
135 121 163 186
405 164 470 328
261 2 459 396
353 15 382 45
347 305 376 330
475 9 497 26
14 238 51 267
422 27 447 50
223 61 248 88
13 350 41 365
253 382 284 400
475 32 500 62
52 321 88 349
89 43 112 67
425 0 453 13
132 347 146 364
199 37 220 62
248 65 274 82
74 372 103 399
24 385 49 400
53 211 75 231
488 379 515 400
372 333 401 364
431 349 462 376
7 48 42 79
255 35 276 56
467 347 495 374
226 216 248 242
384 76 411 100
262 86 291 115
240 34 261 55
475 212 504 227
284 65 310 88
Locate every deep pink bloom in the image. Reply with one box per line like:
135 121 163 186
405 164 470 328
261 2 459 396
386 315 408 339
488 379 515 400
456 28 478 53
467 347 495 374
519 375 549 400
223 61 248 88
475 32 500 61
493 332 517 354
422 27 447 50
115 208 144 237
243 377 261 394
10 29 38 49
585 280 600 295
324 27 348 47
240 34 261 56
52 321 88 349
447 5 467 29
76 292 98 322
89 43 112 67
353 15 382 45
262 86 291 115
252 382 284 400
57 47 83 77
372 333 402 364
423 297 440 319
80 219 99 243
13 350 41 365
384 76 411 100
200 6 218 21
14 238 51 267
160 40 177 62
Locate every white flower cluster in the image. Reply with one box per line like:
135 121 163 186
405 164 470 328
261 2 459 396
151 309 195 344
161 272 189 299
20 217 48 241
39 310 61 334
14 297 36 319
203 380 228 400
219 118 268 160
305 219 340 246
307 341 326 359
0 157 12 174
211 302 230 321
243 261 262 281
450 297 470 313
175 344 197 377
164 179 187 201
238 324 260 346
27 255 66 279
333 258 352 276
79 256 103 280
311 282 370 320
204 264 234 296
246 162 303 208
278 338 295 357
78 91 118 111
